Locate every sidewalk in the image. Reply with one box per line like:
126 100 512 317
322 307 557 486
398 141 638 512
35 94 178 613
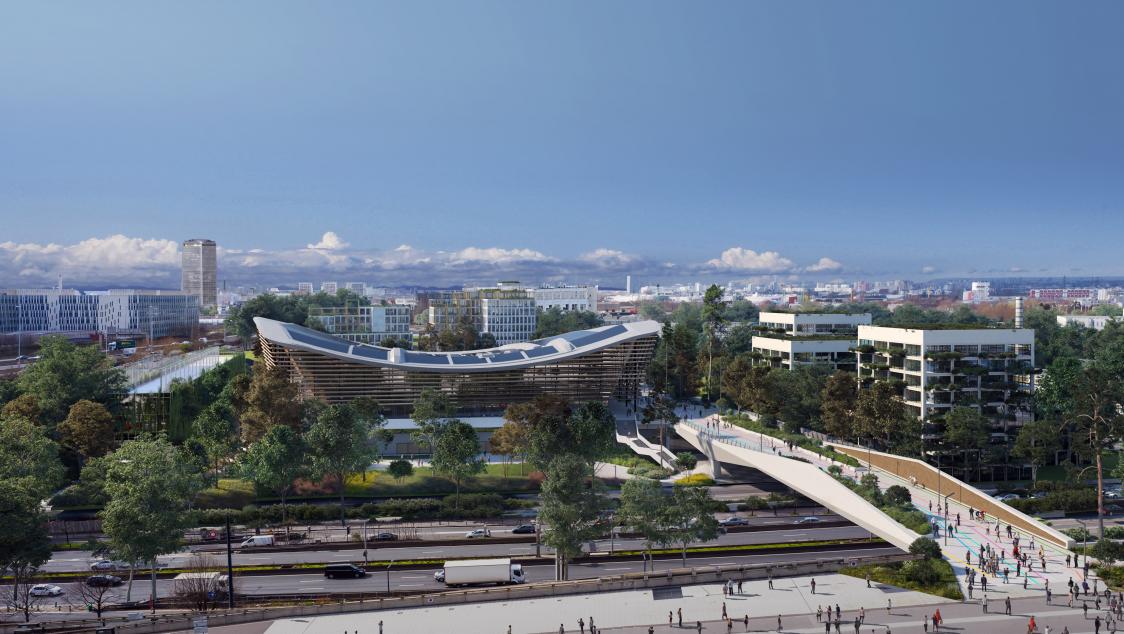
262 573 948 634
701 414 1086 601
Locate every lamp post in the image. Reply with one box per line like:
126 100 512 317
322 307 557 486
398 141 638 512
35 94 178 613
362 518 371 565
225 513 235 609
386 559 394 595
1075 518 1089 563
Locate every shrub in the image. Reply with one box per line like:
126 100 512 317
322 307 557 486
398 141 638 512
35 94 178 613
743 496 769 510
885 485 912 507
676 452 698 471
909 537 943 560
1092 539 1124 565
902 559 942 584
674 474 716 487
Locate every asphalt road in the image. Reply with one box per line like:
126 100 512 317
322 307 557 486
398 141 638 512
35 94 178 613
43 524 871 573
30 546 901 604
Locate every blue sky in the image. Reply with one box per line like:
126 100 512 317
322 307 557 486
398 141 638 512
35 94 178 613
1 1 1122 287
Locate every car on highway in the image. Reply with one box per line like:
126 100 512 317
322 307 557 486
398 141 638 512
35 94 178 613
994 493 1022 502
793 516 821 524
718 517 749 527
373 532 398 541
464 529 491 538
29 584 64 597
511 524 537 534
86 575 123 587
324 564 368 579
89 560 126 571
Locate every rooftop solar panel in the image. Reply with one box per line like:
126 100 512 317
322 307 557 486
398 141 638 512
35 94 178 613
522 347 558 359
450 355 489 365
403 351 450 365
487 351 525 363
289 329 352 354
351 346 389 360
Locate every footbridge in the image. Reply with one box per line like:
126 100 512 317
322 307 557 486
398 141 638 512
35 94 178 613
675 419 921 552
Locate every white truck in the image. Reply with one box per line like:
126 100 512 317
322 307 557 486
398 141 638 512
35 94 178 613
239 535 275 548
434 558 525 586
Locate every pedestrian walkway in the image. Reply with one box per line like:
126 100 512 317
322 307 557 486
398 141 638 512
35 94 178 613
688 413 1089 602
261 573 946 634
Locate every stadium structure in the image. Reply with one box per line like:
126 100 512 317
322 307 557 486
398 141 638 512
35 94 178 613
254 317 660 417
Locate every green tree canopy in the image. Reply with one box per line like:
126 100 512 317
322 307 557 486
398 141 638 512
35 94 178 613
942 407 990 481
617 478 672 566
538 453 608 580
664 486 720 566
304 401 388 525
16 335 126 425
821 371 858 440
1 393 42 425
0 417 65 499
533 307 603 339
58 399 117 460
239 425 307 526
430 419 485 508
1011 418 1060 482
237 364 303 444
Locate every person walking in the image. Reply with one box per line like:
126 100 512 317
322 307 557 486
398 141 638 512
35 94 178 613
1006 596 1012 615
722 602 727 619
696 621 703 634
777 615 782 632
679 608 683 628
559 625 565 634
811 578 817 594
669 611 673 628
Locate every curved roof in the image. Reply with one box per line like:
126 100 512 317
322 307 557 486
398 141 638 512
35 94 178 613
254 317 661 373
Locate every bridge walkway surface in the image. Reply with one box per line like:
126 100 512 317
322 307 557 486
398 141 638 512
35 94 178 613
674 417 920 552
682 412 1087 600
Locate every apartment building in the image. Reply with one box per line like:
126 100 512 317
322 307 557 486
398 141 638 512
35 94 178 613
428 287 537 345
751 312 871 372
856 324 1035 477
181 239 217 308
307 304 412 345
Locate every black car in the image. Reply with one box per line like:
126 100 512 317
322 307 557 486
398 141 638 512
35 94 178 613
511 524 537 534
324 564 367 579
373 532 398 541
86 575 123 587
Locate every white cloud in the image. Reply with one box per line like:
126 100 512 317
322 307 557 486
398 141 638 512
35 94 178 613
445 247 553 265
306 231 349 250
0 235 180 285
707 247 795 272
579 248 636 267
921 265 937 274
805 257 843 272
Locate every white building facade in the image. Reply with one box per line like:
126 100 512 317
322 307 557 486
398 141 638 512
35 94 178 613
308 305 412 345
532 285 598 313
0 289 199 338
751 312 871 372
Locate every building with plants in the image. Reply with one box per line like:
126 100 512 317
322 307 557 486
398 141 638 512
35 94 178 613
428 284 537 345
307 304 412 345
255 316 659 417
750 311 871 371
855 324 1035 477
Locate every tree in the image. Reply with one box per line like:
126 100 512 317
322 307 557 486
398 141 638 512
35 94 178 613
239 425 308 529
16 335 127 424
387 459 414 483
538 454 608 580
533 308 604 339
489 420 530 478
909 537 943 560
190 402 238 478
943 407 990 481
854 380 910 452
410 388 455 456
0 480 52 622
1067 365 1124 537
664 486 720 566
430 420 485 509
821 371 858 440
74 579 119 621
305 402 388 526
0 417 65 499
1012 419 1061 483
1 393 42 425
515 398 616 469
237 365 303 444
1091 537 1124 566
618 478 672 570
101 437 202 609
675 452 698 471
701 284 727 402
58 399 116 460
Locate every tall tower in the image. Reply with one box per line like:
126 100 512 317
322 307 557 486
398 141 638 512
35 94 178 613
181 239 217 308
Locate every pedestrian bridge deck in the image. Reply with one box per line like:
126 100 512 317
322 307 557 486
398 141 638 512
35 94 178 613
674 419 921 552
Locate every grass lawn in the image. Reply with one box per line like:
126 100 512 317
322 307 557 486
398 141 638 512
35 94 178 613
195 478 256 508
342 462 540 497
841 560 963 600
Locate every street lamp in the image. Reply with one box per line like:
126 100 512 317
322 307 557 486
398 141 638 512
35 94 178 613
1074 518 1089 563
362 518 371 565
386 559 394 595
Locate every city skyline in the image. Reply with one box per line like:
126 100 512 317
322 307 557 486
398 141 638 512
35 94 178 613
3 1 1124 286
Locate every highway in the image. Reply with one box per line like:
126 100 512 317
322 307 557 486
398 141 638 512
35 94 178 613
31 546 901 604
43 523 873 573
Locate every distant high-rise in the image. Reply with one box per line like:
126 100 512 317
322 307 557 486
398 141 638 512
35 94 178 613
181 239 217 308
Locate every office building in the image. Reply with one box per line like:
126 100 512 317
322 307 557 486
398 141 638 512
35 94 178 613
0 289 199 338
346 282 366 294
320 282 338 294
751 312 871 371
307 304 412 345
255 316 659 418
428 286 537 345
181 239 217 308
533 285 598 313
296 283 314 295
1056 313 1122 331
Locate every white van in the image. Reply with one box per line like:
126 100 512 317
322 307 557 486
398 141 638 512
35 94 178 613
239 535 275 548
